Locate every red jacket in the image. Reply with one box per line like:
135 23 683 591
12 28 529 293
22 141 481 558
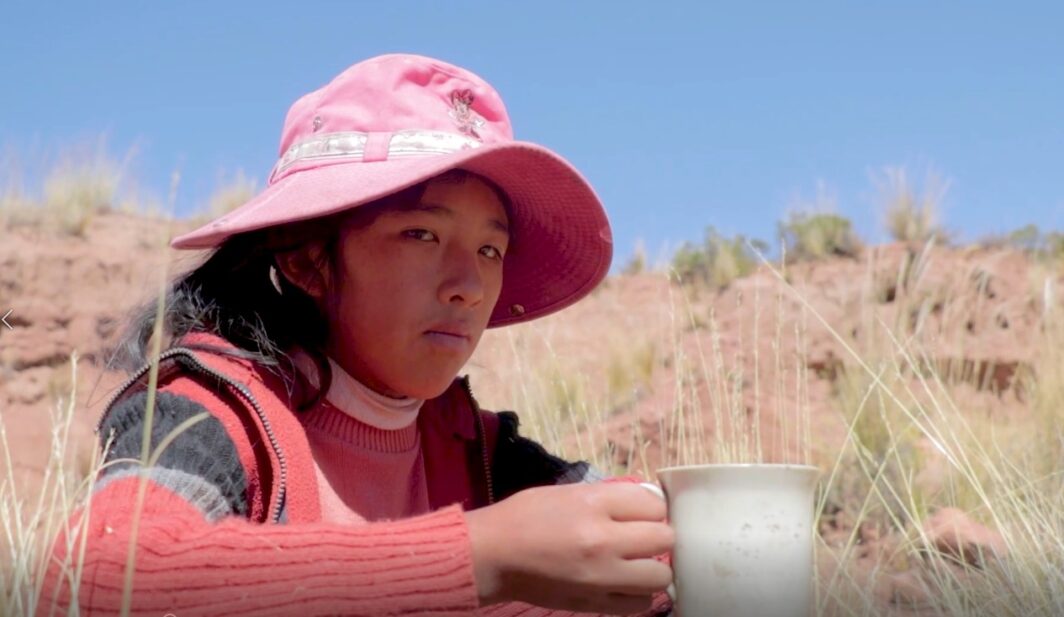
37 331 672 616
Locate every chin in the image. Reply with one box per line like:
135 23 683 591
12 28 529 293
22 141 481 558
402 374 460 400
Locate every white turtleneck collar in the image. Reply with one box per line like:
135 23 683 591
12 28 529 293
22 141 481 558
290 348 424 430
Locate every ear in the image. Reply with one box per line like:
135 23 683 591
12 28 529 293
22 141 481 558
274 244 330 301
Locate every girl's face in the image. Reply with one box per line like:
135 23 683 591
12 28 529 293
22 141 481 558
324 175 509 399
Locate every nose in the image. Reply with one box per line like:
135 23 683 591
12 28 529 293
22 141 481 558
437 245 486 307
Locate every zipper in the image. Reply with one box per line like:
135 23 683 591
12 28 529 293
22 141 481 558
94 347 288 524
95 347 196 435
460 376 494 506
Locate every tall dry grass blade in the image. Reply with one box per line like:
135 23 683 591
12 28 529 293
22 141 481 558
753 270 764 462
118 171 179 617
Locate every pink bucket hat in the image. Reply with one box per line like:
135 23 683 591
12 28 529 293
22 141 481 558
171 53 612 327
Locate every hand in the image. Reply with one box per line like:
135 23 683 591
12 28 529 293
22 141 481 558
465 482 674 615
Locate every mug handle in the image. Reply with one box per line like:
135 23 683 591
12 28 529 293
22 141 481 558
639 482 665 500
638 482 676 603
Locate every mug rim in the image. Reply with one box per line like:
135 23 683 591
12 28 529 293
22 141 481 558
656 463 820 474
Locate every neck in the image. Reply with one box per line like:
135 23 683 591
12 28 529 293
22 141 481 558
291 348 424 430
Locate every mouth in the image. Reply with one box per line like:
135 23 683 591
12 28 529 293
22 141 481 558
423 330 472 351
423 323 474 351
424 330 470 340
424 321 473 339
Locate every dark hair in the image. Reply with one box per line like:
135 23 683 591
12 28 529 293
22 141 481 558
113 169 511 412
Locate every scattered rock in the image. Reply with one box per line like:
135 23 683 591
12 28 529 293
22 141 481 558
922 507 1008 567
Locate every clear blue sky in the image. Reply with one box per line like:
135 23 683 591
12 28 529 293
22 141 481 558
3 2 1062 267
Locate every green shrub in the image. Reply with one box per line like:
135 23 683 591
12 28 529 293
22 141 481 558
671 227 766 288
1003 224 1041 252
779 212 862 261
996 224 1064 268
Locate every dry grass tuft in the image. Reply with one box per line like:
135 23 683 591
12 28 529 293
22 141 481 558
622 239 648 275
1 354 100 617
206 169 258 219
0 138 138 236
875 166 950 245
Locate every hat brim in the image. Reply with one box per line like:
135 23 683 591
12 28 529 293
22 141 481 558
171 142 613 327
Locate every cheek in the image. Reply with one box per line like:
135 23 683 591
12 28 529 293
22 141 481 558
484 268 505 312
335 259 424 341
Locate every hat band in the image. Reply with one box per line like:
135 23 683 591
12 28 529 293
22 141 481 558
270 129 484 183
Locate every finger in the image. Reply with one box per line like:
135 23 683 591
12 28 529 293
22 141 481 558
566 591 653 616
610 520 675 560
607 555 675 595
600 483 668 522
601 592 655 615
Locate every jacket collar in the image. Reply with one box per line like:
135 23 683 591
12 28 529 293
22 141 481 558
421 376 478 440
175 330 480 440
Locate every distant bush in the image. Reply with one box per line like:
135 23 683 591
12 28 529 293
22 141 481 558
671 227 766 288
992 224 1064 267
0 188 36 229
875 166 949 244
1 138 132 237
779 212 862 261
41 156 123 236
621 239 648 275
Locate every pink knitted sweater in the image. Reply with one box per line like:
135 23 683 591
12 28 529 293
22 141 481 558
300 401 431 525
293 349 432 525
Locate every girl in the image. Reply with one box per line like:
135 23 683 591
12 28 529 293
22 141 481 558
39 54 674 617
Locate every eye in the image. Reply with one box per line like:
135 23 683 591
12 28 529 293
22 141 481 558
403 229 437 242
480 245 504 261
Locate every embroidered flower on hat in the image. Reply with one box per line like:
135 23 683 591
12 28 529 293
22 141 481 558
448 89 485 140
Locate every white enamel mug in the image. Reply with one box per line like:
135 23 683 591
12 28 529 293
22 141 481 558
640 464 820 617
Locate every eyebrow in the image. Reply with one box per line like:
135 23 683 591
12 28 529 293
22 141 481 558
400 202 510 236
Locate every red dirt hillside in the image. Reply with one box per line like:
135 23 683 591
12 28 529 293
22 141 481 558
2 210 1061 614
